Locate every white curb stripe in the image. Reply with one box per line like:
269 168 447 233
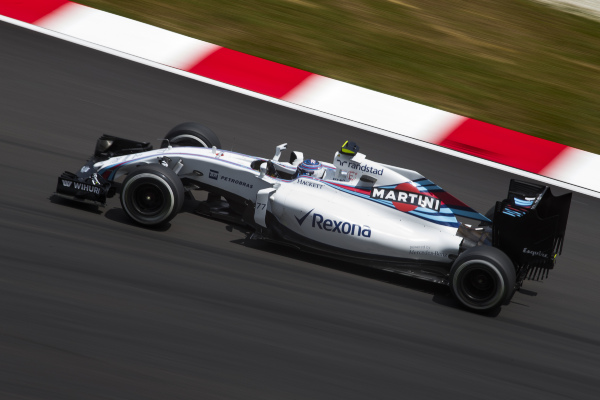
284 75 467 144
541 147 600 190
37 3 220 69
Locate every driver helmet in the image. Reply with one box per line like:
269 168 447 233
297 159 325 179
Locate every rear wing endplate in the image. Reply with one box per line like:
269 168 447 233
492 179 571 281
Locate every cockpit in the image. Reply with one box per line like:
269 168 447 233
250 141 368 183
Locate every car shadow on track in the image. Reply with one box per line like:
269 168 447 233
227 226 502 317
103 207 173 232
52 194 502 316
49 194 174 232
49 195 103 215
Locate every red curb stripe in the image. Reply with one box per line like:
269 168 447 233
187 47 314 99
439 119 567 173
0 0 69 24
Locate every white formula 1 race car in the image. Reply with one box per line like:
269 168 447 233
55 122 572 312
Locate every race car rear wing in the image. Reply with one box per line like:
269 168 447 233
492 179 571 282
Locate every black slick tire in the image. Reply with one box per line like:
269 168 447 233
161 122 221 149
120 164 184 226
450 246 516 312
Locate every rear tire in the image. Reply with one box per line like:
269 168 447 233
161 122 221 149
450 246 516 312
120 164 184 226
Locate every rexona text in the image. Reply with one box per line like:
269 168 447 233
312 213 371 237
370 188 441 211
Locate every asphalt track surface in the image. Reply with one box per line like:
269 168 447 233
1 21 600 399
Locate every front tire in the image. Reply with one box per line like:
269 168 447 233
120 164 184 226
161 122 221 149
450 246 516 312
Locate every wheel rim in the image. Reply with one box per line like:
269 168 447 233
462 267 497 303
121 171 177 225
453 260 505 310
131 183 165 216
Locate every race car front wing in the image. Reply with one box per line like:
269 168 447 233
56 170 112 206
55 135 153 205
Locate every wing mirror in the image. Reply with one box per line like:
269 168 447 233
259 162 267 178
272 143 287 161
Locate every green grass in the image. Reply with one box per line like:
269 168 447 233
75 0 600 153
